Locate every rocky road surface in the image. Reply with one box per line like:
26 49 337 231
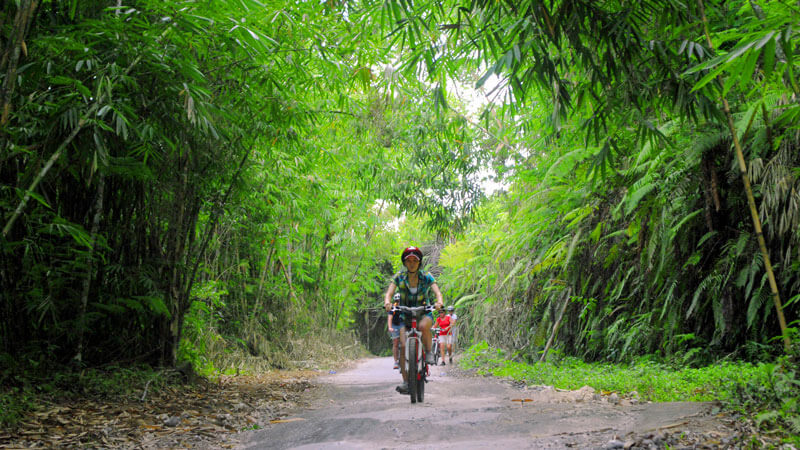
237 357 743 449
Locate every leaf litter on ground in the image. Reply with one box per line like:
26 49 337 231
0 369 321 449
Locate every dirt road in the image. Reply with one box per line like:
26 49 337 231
237 357 739 449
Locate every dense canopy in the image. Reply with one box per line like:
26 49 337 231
1 0 798 377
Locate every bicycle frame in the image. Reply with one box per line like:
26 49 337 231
391 304 434 403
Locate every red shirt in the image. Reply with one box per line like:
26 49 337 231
436 315 451 335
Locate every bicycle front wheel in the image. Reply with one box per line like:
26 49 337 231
407 338 417 404
417 359 425 403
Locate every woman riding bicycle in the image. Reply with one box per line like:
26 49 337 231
384 246 443 394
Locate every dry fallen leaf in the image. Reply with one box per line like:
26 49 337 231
269 417 306 424
1 370 319 449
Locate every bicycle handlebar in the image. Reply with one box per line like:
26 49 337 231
390 305 436 314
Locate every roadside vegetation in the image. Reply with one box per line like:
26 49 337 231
0 329 364 428
460 342 800 444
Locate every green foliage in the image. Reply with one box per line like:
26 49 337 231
0 387 33 428
728 356 800 442
427 0 800 365
461 342 775 403
178 299 221 378
0 0 491 375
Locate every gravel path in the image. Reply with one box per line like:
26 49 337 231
237 357 743 449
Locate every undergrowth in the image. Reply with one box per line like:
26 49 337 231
460 341 800 444
179 316 368 377
1 327 367 430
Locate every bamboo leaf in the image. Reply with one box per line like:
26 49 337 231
737 48 760 92
15 187 51 209
761 36 776 78
691 65 726 92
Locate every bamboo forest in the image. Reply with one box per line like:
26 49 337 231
2 0 800 446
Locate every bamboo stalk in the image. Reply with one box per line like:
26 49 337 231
277 257 298 303
697 0 790 352
2 106 96 238
1 0 39 126
174 142 254 364
75 173 105 363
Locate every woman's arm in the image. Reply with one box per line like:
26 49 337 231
384 282 397 311
431 282 444 310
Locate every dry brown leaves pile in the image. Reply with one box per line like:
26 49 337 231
0 369 322 449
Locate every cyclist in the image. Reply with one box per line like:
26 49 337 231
444 305 456 364
435 309 451 365
384 246 443 395
388 293 402 369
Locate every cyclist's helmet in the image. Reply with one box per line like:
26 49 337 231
401 246 423 264
446 305 455 312
393 293 401 302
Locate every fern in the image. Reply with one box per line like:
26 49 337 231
779 415 800 435
755 410 782 428
624 177 658 216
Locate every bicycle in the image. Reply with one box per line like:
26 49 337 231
431 326 441 367
391 304 435 404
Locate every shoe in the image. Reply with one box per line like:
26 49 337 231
440 361 445 366
425 353 436 365
450 357 453 364
393 361 399 370
396 383 409 394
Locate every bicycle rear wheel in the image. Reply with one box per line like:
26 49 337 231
407 338 417 404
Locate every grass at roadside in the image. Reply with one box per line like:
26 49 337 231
459 341 800 444
460 341 758 402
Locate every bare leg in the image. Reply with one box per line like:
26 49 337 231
419 316 433 353
392 337 399 362
398 327 408 383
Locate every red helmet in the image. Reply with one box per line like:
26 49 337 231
401 246 423 264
